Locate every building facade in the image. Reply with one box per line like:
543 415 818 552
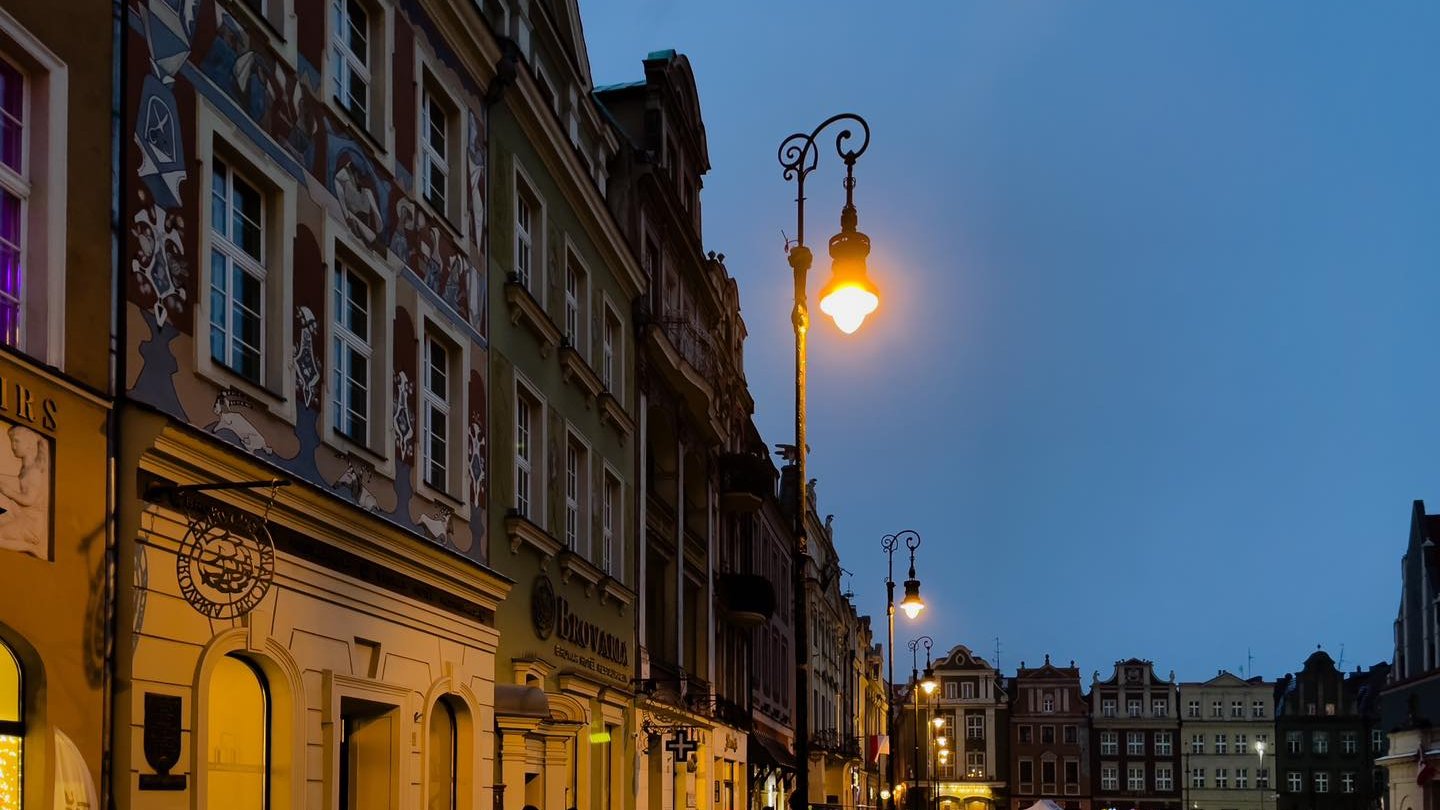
1275 650 1384 810
1010 657 1092 810
1178 672 1275 810
479 1 643 808
927 644 1010 810
1379 501 1440 810
0 0 113 806
1090 659 1181 810
116 1 511 809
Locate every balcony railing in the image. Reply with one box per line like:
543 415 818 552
659 317 716 379
714 694 753 732
810 729 862 759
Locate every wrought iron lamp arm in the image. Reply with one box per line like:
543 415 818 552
777 113 872 250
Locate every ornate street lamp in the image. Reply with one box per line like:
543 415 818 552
778 114 877 810
883 531 924 810
909 636 935 810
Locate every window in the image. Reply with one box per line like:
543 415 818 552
1102 698 1116 718
1232 700 1244 718
1064 759 1079 789
1252 699 1266 718
427 699 457 810
332 265 372 443
1063 725 1077 745
1019 759 1033 791
1041 725 1055 744
1101 765 1118 791
601 306 620 392
1187 700 1200 718
1191 768 1205 789
944 681 957 700
1258 769 1269 789
1100 731 1118 756
420 82 454 217
1372 729 1385 753
1019 725 1033 744
1043 695 1055 713
421 335 451 491
1286 731 1302 754
331 0 371 125
514 176 540 295
1128 698 1142 718
1127 732 1144 755
1236 768 1249 789
206 655 268 809
1313 732 1328 755
1324 703 1336 716
967 751 985 779
0 639 22 809
563 434 587 552
1215 734 1228 755
961 681 975 700
514 386 540 520
1191 734 1204 754
339 696 398 809
601 471 619 576
1156 765 1173 791
1235 733 1248 754
1314 772 1329 793
1041 760 1056 789
210 159 266 382
1155 731 1172 756
1286 772 1302 793
1152 698 1168 717
1128 766 1145 791
1341 731 1357 754
0 56 23 348
563 252 584 349
1212 700 1223 718
967 715 983 739
1216 768 1229 789
1341 772 1355 794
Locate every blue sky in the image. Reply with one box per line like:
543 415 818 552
579 1 1440 682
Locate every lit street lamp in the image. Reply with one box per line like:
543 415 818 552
778 113 877 810
1255 740 1266 810
909 636 936 810
882 530 924 810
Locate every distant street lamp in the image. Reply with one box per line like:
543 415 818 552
910 636 935 810
778 114 876 810
1255 740 1266 810
883 531 924 810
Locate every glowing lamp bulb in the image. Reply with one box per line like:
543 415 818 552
819 284 879 334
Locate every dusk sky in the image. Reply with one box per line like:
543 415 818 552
580 2 1440 683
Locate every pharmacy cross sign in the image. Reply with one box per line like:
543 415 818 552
665 729 698 760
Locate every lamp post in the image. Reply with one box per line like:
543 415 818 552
909 637 937 810
777 114 877 810
883 532 924 810
1255 740 1266 810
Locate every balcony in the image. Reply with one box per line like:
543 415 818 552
715 694 753 732
718 572 776 628
719 452 772 513
644 316 722 441
811 729 861 760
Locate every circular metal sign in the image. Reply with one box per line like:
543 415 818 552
532 575 556 640
176 500 275 619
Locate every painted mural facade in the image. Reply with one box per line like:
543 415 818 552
123 0 491 560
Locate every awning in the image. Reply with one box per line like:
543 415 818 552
749 732 796 773
495 684 550 718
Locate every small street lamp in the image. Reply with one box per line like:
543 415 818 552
883 531 924 810
1255 740 1266 810
909 636 935 810
780 114 876 810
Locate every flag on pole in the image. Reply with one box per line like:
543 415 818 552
1416 742 1435 785
869 735 890 764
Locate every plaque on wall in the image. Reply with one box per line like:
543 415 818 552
0 418 53 561
139 692 186 790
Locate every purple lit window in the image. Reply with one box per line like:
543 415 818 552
0 58 25 347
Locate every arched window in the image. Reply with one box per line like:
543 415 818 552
0 639 22 809
428 698 458 810
206 654 268 810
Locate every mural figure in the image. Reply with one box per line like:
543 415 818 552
135 75 187 210
130 192 188 328
334 454 379 512
467 416 485 508
466 109 485 255
416 502 453 543
207 389 273 455
328 139 385 244
0 424 50 559
141 0 199 82
393 371 415 462
292 305 321 408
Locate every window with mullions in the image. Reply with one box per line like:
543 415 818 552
421 88 449 214
421 336 450 491
332 265 372 444
330 0 370 126
206 654 269 809
0 57 25 348
210 159 266 382
0 640 22 809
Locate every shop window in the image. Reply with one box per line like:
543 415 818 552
206 654 269 809
0 639 21 808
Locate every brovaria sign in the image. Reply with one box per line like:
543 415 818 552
532 575 629 665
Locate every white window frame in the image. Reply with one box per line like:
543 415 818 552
1314 772 1329 793
562 244 587 353
1215 733 1228 754
331 263 373 445
1287 772 1302 793
420 331 453 494
1191 734 1204 754
1101 698 1115 718
600 297 621 395
943 681 957 700
1155 731 1172 756
1156 765 1173 792
1252 699 1266 718
1341 772 1355 794
1341 732 1357 754
563 428 589 554
1188 700 1201 718
1127 698 1142 718
194 107 298 422
1212 700 1223 718
322 230 394 466
1191 768 1205 790
513 378 543 525
0 10 65 367
1151 698 1167 717
1236 768 1249 789
1101 765 1118 792
1216 768 1228 789
961 681 975 700
1127 731 1144 756
1127 765 1145 792
965 750 984 780
1100 731 1117 756
419 71 459 223
1042 695 1055 713
1232 700 1245 718
513 161 543 300
329 0 375 130
966 714 983 739
208 157 267 385
1313 732 1329 754
600 464 622 579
